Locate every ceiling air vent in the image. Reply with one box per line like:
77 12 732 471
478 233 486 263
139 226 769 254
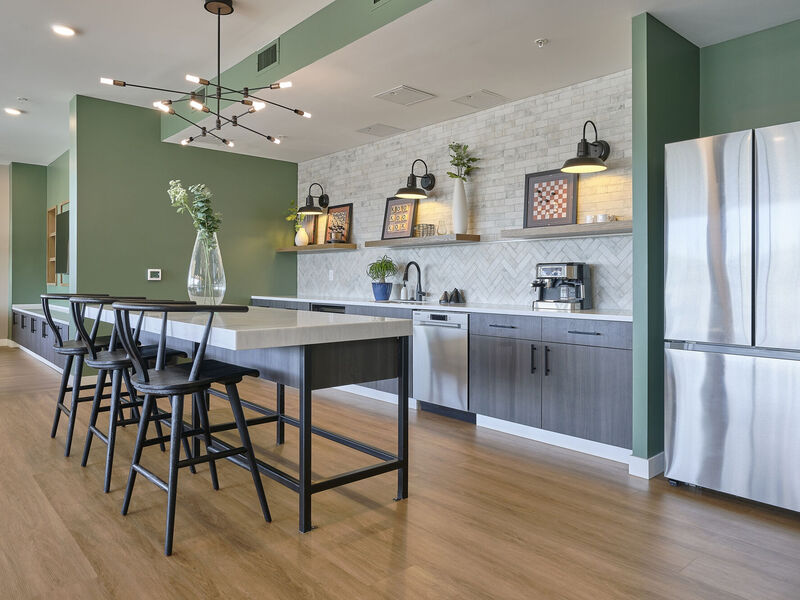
258 40 279 71
374 85 436 106
452 89 510 110
357 123 406 137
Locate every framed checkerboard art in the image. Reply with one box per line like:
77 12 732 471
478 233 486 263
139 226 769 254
523 169 577 228
381 197 418 240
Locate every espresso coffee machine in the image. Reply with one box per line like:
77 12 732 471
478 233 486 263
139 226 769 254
530 262 592 311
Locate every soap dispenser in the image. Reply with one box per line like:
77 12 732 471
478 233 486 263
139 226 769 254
400 283 408 301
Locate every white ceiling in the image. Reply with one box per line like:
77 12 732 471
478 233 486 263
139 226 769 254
3 0 800 165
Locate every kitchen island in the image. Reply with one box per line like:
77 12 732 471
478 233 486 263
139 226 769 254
86 305 412 533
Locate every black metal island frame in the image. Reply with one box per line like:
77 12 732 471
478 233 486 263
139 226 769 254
89 305 411 533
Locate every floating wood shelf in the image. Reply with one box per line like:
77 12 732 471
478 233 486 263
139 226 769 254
501 220 632 241
363 234 481 249
276 243 357 254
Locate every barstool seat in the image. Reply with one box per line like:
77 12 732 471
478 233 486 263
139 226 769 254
87 345 183 370
132 360 259 395
54 336 112 355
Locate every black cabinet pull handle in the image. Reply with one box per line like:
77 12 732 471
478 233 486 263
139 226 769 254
567 330 601 336
12 313 17 325
545 346 551 375
531 344 536 374
21 315 26 329
31 319 36 334
489 324 516 329
42 325 48 339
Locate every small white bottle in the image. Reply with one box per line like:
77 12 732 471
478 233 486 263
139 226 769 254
400 283 408 301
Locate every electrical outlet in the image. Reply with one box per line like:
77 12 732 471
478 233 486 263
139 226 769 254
328 269 334 281
147 268 162 281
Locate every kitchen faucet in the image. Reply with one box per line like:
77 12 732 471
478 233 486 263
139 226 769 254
403 261 425 301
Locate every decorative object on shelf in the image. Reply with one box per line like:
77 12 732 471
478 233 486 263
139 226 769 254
395 159 435 199
413 223 436 237
523 169 577 228
561 120 611 173
437 219 448 235
286 197 317 246
439 291 450 304
447 143 480 235
366 255 398 302
596 213 616 222
324 204 353 243
299 183 329 216
168 180 226 304
100 0 310 150
381 197 418 240
449 288 464 304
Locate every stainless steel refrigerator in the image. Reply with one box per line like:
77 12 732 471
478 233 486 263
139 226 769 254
664 122 800 512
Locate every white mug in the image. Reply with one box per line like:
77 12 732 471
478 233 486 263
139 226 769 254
596 214 615 223
583 214 596 224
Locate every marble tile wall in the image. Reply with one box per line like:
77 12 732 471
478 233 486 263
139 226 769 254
296 69 633 309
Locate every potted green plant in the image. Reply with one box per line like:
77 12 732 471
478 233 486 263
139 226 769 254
366 255 397 301
446 142 480 234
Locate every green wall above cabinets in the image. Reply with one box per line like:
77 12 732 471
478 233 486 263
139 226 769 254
9 162 47 304
72 95 298 303
700 19 800 136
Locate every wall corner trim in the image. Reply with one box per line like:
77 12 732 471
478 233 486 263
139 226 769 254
628 452 665 479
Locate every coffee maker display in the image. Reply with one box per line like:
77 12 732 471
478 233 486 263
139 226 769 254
530 262 592 311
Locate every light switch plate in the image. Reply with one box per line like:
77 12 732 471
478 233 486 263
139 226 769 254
328 269 334 281
147 268 162 281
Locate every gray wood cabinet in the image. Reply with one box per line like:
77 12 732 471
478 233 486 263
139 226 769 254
251 298 310 311
11 309 69 368
469 335 542 427
541 342 632 448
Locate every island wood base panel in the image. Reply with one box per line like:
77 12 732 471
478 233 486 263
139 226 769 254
3 347 800 599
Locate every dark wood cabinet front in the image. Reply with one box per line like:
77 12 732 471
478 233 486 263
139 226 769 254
469 335 542 427
541 342 632 449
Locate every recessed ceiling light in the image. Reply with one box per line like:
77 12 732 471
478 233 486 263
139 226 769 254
52 24 76 37
4 107 22 116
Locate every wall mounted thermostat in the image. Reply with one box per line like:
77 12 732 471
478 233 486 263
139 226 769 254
147 268 162 281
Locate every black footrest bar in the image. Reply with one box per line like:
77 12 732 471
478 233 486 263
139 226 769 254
132 464 168 492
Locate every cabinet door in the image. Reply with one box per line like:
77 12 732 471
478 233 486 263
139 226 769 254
469 335 542 427
541 343 632 448
11 312 21 344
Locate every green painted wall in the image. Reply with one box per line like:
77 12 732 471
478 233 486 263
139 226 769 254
700 19 800 136
631 14 699 459
163 0 432 139
9 163 47 304
72 95 297 303
47 150 70 293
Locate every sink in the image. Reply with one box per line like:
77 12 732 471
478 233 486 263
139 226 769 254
374 299 426 305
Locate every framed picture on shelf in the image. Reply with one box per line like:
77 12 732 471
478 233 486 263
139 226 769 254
324 203 353 243
381 197 418 240
300 214 317 244
523 169 577 228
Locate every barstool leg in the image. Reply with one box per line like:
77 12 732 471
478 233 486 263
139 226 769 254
165 394 184 556
121 369 140 425
122 394 153 516
103 369 123 493
51 354 74 438
64 354 85 457
194 392 219 490
276 383 285 445
81 369 108 467
226 383 271 523
149 396 166 452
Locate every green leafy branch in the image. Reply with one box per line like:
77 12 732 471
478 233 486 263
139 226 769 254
446 142 480 181
286 197 302 232
167 180 222 248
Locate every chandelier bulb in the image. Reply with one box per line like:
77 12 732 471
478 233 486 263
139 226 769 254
186 74 210 86
294 109 311 118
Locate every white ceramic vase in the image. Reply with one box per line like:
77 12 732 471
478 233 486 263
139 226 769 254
452 178 467 235
295 227 309 246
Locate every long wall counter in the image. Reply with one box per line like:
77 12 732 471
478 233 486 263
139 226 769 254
251 295 632 322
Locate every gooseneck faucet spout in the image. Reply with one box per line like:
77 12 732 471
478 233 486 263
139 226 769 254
403 261 425 302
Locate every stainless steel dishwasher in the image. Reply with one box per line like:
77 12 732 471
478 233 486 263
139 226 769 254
412 311 469 411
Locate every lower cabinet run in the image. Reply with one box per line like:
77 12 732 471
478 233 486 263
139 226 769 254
469 318 632 450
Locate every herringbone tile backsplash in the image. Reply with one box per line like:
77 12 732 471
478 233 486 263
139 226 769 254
297 70 633 310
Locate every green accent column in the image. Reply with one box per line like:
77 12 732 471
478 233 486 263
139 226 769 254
73 96 297 303
9 162 47 303
631 14 699 459
46 151 70 293
700 18 800 136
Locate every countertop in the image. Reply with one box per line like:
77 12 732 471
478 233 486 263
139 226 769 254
252 295 633 322
86 305 412 351
11 303 70 325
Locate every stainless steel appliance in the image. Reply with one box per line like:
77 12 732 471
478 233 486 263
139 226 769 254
412 311 469 411
530 262 592 311
664 122 800 512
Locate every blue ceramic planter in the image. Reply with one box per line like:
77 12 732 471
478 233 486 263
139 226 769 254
372 282 393 301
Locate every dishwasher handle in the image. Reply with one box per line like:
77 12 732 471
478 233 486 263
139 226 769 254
414 321 463 329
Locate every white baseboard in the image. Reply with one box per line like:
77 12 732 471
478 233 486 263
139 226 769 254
15 344 63 372
628 452 665 479
335 384 418 409
476 414 633 465
11 344 99 387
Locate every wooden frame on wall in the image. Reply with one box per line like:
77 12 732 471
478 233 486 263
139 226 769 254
324 203 353 243
381 197 418 240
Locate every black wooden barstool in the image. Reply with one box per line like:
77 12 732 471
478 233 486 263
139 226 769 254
71 296 188 492
42 293 114 456
113 301 271 556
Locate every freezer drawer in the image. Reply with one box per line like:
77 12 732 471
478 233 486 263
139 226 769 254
665 348 800 512
755 121 800 350
664 131 752 346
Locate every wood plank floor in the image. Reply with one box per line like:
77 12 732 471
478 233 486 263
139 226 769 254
2 347 800 599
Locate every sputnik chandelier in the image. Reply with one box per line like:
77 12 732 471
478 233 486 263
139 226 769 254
100 0 310 149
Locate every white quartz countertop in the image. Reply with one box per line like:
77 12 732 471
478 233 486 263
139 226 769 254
12 303 70 325
251 295 633 322
86 305 412 351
